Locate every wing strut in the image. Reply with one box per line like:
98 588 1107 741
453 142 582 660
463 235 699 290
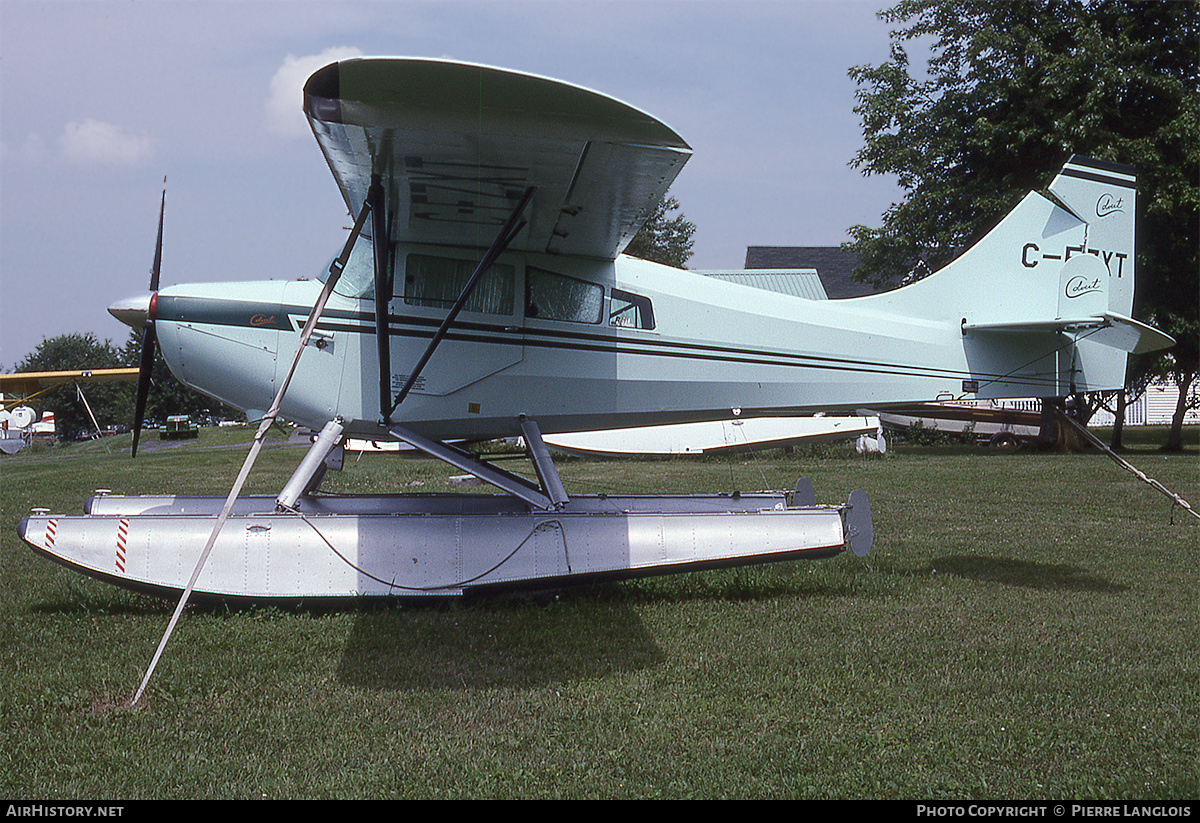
382 186 536 422
369 177 392 424
520 416 569 507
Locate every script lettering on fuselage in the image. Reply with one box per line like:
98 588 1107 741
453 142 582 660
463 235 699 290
1021 243 1127 277
1095 192 1125 218
1064 275 1102 299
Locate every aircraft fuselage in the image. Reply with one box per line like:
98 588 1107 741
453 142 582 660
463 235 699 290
151 233 1077 442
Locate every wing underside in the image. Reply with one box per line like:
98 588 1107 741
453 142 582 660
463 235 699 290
0 368 141 398
304 58 692 259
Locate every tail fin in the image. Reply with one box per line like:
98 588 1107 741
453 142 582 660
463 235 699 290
866 155 1172 398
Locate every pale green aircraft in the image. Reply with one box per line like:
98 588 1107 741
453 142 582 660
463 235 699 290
21 58 1172 603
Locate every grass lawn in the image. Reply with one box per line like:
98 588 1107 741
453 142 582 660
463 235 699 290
2 424 1196 799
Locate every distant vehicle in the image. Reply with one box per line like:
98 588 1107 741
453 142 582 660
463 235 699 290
1 406 41 453
160 415 199 440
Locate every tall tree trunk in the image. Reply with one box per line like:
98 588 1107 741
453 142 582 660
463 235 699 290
1164 371 1196 452
1037 399 1060 449
1111 389 1126 450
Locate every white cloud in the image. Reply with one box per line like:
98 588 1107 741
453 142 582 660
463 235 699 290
266 46 363 138
60 119 154 165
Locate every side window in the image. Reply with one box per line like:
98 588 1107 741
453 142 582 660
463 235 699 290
609 288 655 330
526 268 604 324
403 254 515 315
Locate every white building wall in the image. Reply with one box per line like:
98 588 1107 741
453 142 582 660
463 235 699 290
1086 379 1198 427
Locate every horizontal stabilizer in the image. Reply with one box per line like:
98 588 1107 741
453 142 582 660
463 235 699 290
962 312 1174 354
961 252 1173 355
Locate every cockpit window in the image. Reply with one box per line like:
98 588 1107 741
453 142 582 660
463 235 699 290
403 255 515 315
609 288 655 330
525 268 603 324
317 230 377 299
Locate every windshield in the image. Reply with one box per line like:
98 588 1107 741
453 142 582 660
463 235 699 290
317 231 376 299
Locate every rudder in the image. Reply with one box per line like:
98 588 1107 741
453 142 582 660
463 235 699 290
1047 156 1136 317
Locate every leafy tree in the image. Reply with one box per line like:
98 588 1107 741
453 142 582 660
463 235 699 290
846 0 1198 449
9 330 240 442
13 333 132 439
624 193 696 268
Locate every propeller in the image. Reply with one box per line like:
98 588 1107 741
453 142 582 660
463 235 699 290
131 183 165 457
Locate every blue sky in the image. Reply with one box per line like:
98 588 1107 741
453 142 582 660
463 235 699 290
0 0 904 367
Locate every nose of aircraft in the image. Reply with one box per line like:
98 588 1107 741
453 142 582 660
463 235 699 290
108 293 154 329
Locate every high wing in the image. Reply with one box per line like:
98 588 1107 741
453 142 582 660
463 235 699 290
0 368 140 402
303 57 692 259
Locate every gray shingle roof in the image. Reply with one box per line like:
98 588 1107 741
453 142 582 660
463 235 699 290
744 246 883 299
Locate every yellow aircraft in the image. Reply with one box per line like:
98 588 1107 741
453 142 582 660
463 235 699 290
0 368 139 452
0 368 140 408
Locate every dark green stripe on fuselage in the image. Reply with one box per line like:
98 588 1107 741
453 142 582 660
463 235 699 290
156 295 292 331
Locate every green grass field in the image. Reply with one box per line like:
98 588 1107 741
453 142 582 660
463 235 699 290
2 425 1196 799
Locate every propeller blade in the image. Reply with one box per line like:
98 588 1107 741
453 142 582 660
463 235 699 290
131 322 155 458
133 181 165 457
150 184 164 291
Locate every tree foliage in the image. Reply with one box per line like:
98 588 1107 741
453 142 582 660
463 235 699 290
13 333 132 438
11 332 238 440
118 332 241 426
847 0 1198 447
624 193 696 268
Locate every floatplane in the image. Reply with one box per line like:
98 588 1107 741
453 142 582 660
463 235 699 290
19 57 1173 606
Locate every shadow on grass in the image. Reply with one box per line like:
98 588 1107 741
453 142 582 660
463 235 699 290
337 587 665 691
24 563 857 694
334 563 873 692
28 580 173 616
927 554 1128 593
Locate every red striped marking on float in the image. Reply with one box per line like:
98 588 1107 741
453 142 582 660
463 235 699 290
116 518 129 572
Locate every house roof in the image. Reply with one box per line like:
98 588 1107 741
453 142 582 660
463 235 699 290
744 246 882 299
